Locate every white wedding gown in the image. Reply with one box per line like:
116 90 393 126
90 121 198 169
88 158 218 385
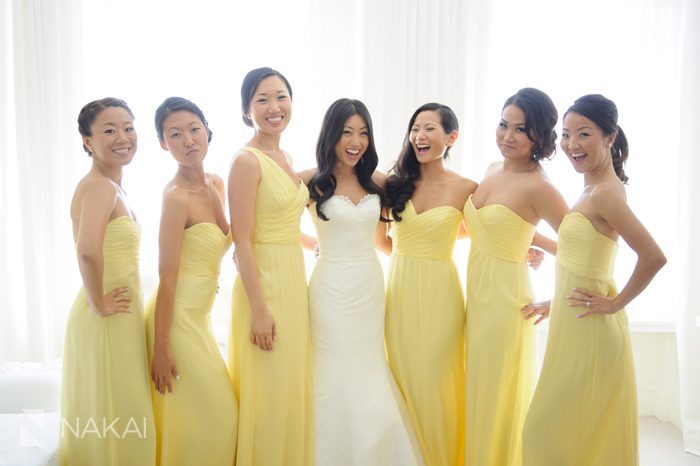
309 194 423 466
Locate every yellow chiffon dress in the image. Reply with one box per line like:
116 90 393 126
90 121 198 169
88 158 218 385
145 223 237 466
523 212 638 466
60 216 156 466
229 146 313 466
462 195 536 466
385 200 465 466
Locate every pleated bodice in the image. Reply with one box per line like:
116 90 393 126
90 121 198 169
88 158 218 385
463 196 535 263
556 212 617 280
178 223 231 278
102 216 140 283
392 200 462 261
243 146 309 245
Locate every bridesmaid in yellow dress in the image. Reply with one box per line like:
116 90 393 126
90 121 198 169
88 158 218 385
60 98 155 465
463 88 568 466
385 103 477 466
522 94 666 466
145 97 237 465
227 67 312 466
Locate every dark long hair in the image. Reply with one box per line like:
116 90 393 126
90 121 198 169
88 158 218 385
502 88 558 161
154 96 212 143
308 98 385 221
564 94 629 183
78 97 134 156
386 103 458 221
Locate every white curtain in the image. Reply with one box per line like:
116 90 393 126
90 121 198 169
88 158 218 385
676 0 700 455
0 0 82 361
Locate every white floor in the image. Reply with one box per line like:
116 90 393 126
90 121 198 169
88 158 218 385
0 414 697 465
640 416 700 465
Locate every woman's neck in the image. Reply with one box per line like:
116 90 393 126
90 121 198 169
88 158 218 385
332 162 356 179
502 156 538 173
249 131 282 153
584 156 617 187
419 158 447 182
176 164 206 186
91 161 123 186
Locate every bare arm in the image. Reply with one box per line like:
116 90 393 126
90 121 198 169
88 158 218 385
229 153 276 351
572 186 666 317
531 231 557 256
75 180 131 316
151 189 187 394
532 180 569 234
531 179 568 256
301 233 318 252
297 168 316 186
372 171 392 255
374 215 392 256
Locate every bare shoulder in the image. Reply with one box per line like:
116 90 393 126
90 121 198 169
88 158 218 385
590 181 626 210
78 173 119 197
297 168 317 185
208 173 225 190
447 171 478 195
162 181 190 210
483 161 503 178
529 168 560 195
72 174 118 211
70 173 120 225
371 170 387 189
230 150 261 175
207 172 226 199
486 160 503 173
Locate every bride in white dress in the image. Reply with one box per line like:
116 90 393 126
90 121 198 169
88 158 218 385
299 98 423 466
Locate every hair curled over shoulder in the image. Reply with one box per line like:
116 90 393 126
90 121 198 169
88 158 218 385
386 103 458 221
308 98 385 221
565 94 629 183
240 67 293 127
77 97 134 156
154 96 213 143
502 87 558 161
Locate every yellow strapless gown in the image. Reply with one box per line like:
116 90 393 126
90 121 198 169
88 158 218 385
523 212 638 466
386 200 465 466
229 146 313 466
60 216 156 466
462 196 536 466
145 223 237 465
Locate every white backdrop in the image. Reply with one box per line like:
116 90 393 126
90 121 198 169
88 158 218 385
1 0 697 454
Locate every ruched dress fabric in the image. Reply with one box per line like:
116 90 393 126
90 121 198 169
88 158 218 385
309 194 424 466
60 216 156 466
145 223 237 466
523 212 638 466
228 146 313 466
462 196 536 466
385 200 465 466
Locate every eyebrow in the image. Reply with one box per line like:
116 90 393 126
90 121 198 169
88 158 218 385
501 118 526 126
254 89 288 97
100 121 131 127
169 120 200 130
